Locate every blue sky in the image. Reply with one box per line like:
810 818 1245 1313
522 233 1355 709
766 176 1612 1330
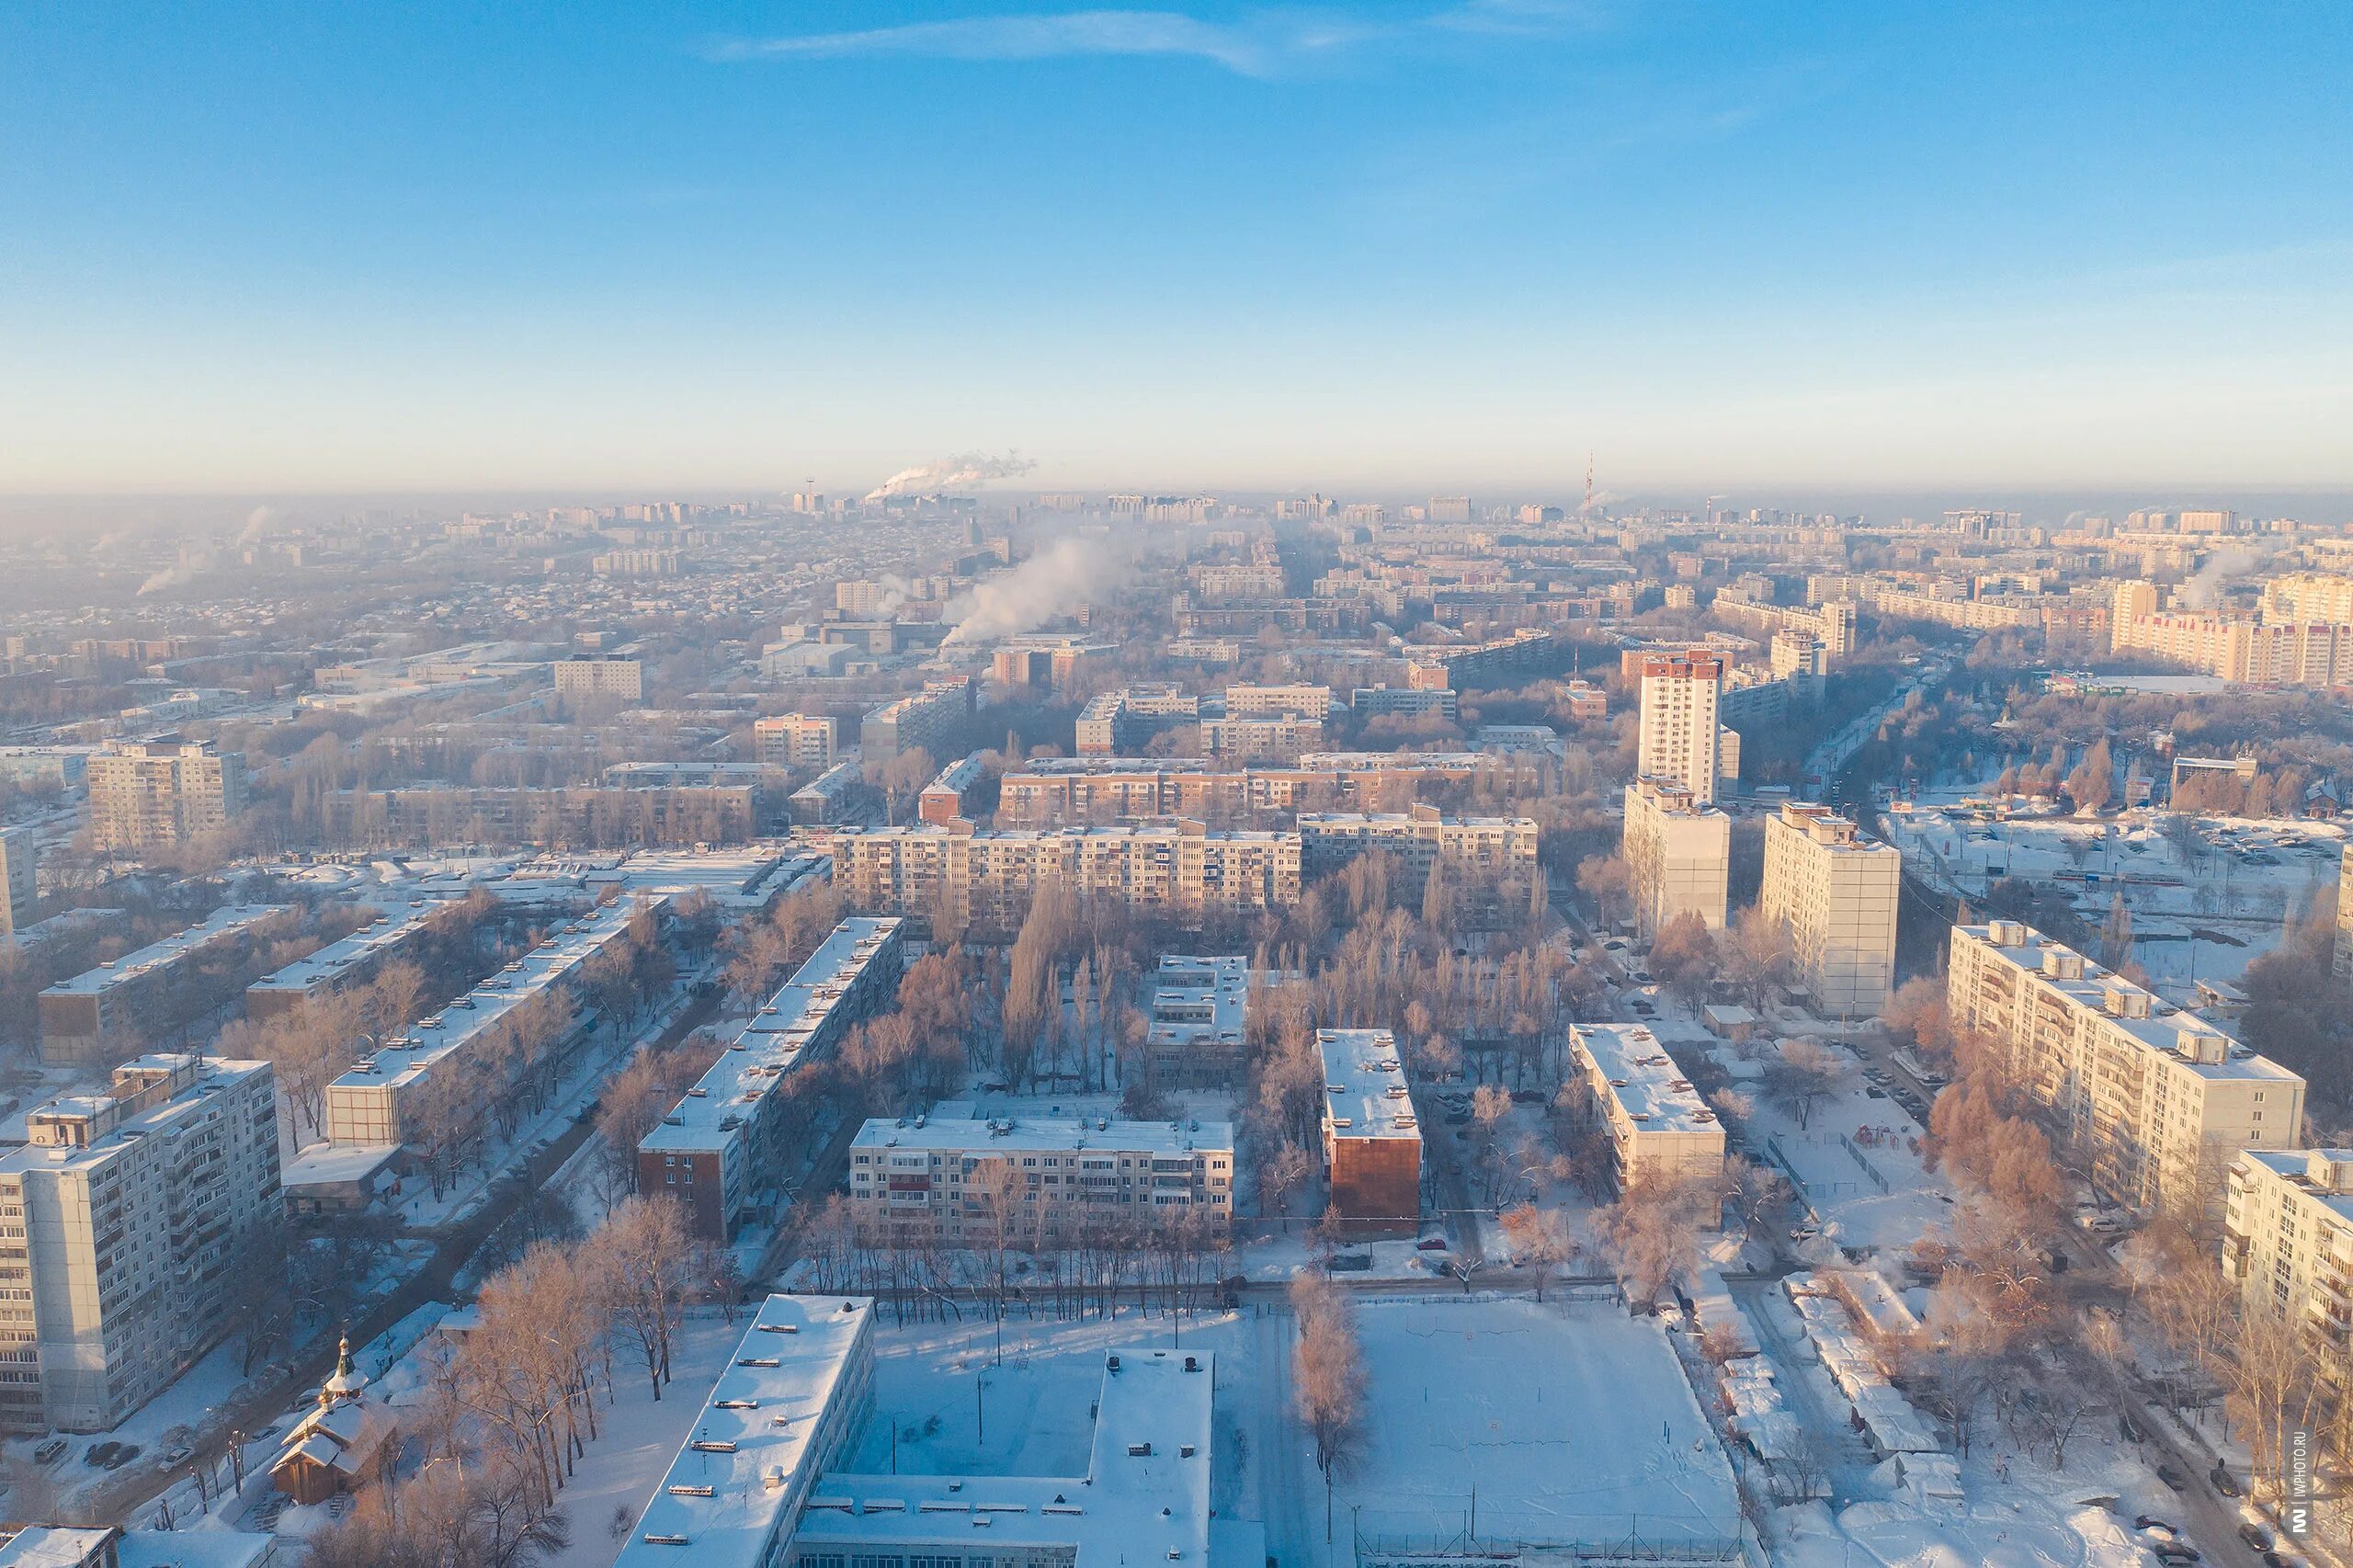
3 2 2349 496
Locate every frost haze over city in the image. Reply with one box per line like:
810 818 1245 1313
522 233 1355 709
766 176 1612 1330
0 6 2350 1568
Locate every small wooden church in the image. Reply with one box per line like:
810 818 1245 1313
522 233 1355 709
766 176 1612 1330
268 1335 395 1507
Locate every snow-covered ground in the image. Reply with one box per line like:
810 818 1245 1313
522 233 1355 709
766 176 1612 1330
535 1312 746 1568
1334 1298 1745 1555
1885 796 2342 997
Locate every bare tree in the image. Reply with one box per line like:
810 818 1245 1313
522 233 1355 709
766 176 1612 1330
1290 1272 1368 1543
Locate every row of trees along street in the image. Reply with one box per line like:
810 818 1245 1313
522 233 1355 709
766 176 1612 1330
302 1197 727 1568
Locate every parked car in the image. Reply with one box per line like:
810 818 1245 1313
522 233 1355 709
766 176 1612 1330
2155 1465 2188 1491
33 1437 66 1465
163 1444 193 1465
2211 1464 2242 1496
2238 1524 2274 1551
1416 1235 1449 1251
2148 1543 2199 1564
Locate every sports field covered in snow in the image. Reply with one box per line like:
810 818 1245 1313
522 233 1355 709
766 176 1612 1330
1336 1298 1744 1555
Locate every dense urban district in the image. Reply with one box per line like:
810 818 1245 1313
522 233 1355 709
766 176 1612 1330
1 489 2351 1568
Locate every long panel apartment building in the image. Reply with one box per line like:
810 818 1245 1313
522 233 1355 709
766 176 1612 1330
39 903 293 1067
847 1112 1234 1244
833 822 1302 932
0 1055 280 1433
1295 804 1540 894
323 897 662 1155
639 917 906 1241
1947 920 2306 1219
244 899 452 1021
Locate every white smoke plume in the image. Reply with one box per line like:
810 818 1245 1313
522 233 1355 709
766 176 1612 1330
940 538 1120 645
237 505 278 544
865 450 1037 503
137 566 196 597
2178 544 2274 609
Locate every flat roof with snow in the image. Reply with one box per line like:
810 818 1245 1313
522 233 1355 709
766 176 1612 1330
641 917 904 1155
1955 922 2301 1085
41 904 290 997
326 898 655 1099
1571 1022 1720 1137
246 900 450 999
1316 1028 1419 1142
795 1347 1218 1566
850 1109 1233 1159
614 1294 875 1568
1147 954 1249 1048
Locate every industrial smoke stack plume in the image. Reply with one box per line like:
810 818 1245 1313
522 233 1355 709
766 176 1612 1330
865 450 1037 503
941 538 1120 645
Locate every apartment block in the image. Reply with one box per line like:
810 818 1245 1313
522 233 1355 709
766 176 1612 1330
85 736 247 853
2262 573 2353 625
39 903 292 1067
1142 954 1251 1088
245 900 451 1021
1947 921 2307 1219
1224 682 1335 719
916 751 986 824
2336 845 2353 983
1401 628 1562 692
2222 1149 2353 1369
0 827 33 937
1075 684 1199 754
1316 1028 1422 1236
1759 803 1902 1015
847 1113 1234 1244
1350 684 1458 720
324 898 660 1155
325 784 756 848
1296 805 1540 896
788 761 864 824
551 653 643 701
1621 778 1730 935
1636 653 1724 804
640 918 904 1242
833 822 1300 933
0 1055 281 1433
1563 1022 1726 1193
988 635 1110 689
858 677 975 762
753 711 840 769
1199 714 1324 761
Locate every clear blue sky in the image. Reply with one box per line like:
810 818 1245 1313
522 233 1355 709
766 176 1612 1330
4 2 2349 496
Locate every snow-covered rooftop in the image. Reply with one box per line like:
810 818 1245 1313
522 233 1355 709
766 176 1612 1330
614 1294 876 1568
1572 1021 1719 1136
797 1346 1217 1567
640 917 903 1155
1316 1028 1420 1142
40 904 289 997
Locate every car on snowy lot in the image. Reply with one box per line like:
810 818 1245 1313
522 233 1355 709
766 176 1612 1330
2155 1464 2188 1491
34 1438 65 1464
